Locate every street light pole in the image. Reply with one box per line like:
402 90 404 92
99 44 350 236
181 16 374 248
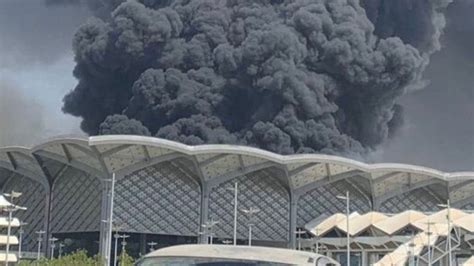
426 221 434 266
295 229 305 250
119 234 130 266
50 237 58 259
105 173 116 266
202 219 219 245
438 201 452 266
337 191 350 266
18 222 27 259
36 230 46 260
226 182 239 246
241 207 260 246
114 233 120 266
58 243 65 258
314 228 321 254
409 233 416 266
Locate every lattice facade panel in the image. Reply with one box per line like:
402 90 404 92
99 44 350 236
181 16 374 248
114 163 201 236
297 180 371 226
3 176 46 252
51 168 102 233
378 188 441 213
0 168 12 186
209 170 290 242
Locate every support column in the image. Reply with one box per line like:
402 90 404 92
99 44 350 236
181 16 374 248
373 198 382 211
99 180 110 259
199 182 210 244
361 250 368 266
44 188 52 258
289 193 298 249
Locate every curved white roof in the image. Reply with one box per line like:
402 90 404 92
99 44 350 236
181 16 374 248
0 135 473 207
143 244 339 265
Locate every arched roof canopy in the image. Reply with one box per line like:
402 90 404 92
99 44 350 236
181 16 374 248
0 135 472 207
0 147 49 190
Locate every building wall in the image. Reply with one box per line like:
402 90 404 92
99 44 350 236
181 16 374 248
50 167 102 233
113 162 201 236
209 169 290 242
297 179 372 226
3 175 47 252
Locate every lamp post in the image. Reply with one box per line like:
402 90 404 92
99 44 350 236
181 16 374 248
202 219 219 244
105 173 117 266
147 241 157 252
50 237 58 259
3 191 23 266
438 200 452 266
241 207 260 246
58 243 65 258
408 232 416 266
226 182 238 245
295 229 305 250
112 224 124 266
314 228 321 254
36 230 46 260
337 191 350 266
425 221 435 266
114 233 120 266
18 222 27 259
119 234 130 266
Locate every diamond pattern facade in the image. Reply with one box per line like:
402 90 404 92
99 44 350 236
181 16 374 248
114 163 201 236
378 188 441 213
209 170 290 242
51 167 102 233
0 137 473 253
3 176 46 252
297 180 371 226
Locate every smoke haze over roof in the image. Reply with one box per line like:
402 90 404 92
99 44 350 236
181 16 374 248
0 0 472 171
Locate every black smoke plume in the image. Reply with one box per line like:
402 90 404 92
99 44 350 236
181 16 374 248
61 0 452 157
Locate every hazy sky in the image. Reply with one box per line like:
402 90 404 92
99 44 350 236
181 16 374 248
0 0 472 171
0 0 89 146
376 0 474 171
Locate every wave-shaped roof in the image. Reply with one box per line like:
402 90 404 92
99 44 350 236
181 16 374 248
0 135 473 207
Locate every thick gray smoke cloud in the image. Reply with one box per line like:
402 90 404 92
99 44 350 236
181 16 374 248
61 0 452 157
